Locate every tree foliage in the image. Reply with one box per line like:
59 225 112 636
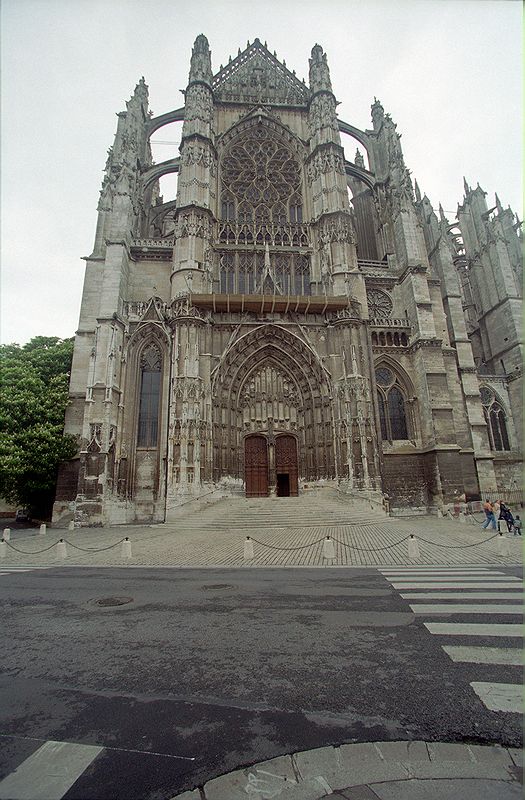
0 337 77 517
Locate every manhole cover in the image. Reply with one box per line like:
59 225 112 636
96 596 133 607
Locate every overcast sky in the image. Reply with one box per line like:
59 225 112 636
1 0 522 345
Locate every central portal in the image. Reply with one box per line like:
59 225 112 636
244 433 298 498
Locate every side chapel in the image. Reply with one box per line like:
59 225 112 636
53 36 523 525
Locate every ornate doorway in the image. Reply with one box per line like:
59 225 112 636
275 434 298 497
244 435 269 497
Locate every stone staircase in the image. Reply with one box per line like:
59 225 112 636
169 489 387 533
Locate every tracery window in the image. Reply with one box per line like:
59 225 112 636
480 387 510 451
220 128 303 225
137 344 162 448
375 366 409 441
217 250 310 295
367 289 393 318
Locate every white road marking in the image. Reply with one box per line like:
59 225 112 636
390 575 521 582
443 646 523 665
424 622 523 637
470 682 523 713
400 592 523 600
391 582 521 589
409 603 523 615
0 740 103 800
381 570 502 575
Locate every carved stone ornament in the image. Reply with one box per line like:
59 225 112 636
366 288 393 318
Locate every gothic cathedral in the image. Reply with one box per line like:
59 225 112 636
53 37 523 525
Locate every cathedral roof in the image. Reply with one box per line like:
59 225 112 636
212 38 310 107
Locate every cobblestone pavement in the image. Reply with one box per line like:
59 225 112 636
1 508 521 569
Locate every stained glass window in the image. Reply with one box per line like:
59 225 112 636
481 387 511 451
137 345 161 448
375 367 410 441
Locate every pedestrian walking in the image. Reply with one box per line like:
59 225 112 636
513 515 522 536
499 502 514 533
482 499 496 530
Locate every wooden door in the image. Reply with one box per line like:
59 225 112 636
275 435 298 496
245 435 269 497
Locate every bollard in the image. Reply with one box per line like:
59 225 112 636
496 532 509 557
39 523 46 536
322 535 335 561
459 514 466 524
3 528 10 542
56 539 67 560
436 508 443 518
408 534 420 561
243 536 254 560
68 520 75 531
468 514 477 525
0 540 6 560
121 537 132 559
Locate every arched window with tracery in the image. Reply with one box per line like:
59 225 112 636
217 124 310 295
375 366 410 441
480 387 511 451
221 129 303 224
137 344 162 448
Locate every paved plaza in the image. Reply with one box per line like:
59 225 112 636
1 493 522 569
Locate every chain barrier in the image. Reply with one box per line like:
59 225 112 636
3 537 127 555
247 536 326 552
330 535 411 553
62 538 127 553
4 540 59 555
248 531 503 554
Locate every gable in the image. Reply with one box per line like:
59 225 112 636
212 38 310 107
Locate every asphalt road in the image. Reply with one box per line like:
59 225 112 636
0 566 522 799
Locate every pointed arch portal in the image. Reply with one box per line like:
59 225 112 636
213 325 334 494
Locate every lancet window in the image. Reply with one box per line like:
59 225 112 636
218 250 310 295
375 366 410 441
137 344 162 448
480 387 510 451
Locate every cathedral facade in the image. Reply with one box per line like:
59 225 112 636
53 36 523 525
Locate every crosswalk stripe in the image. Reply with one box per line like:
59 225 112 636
400 592 523 600
391 582 520 589
470 682 523 713
389 575 521 582
424 622 522 637
381 570 502 575
0 740 103 799
409 603 523 615
443 646 523 665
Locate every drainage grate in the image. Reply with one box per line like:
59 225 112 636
96 596 133 607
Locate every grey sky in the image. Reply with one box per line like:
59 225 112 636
1 0 522 345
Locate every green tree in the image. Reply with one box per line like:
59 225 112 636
0 337 77 518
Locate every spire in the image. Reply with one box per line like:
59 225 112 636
495 193 503 213
309 44 332 93
188 33 212 84
414 179 421 203
439 203 447 223
463 176 470 195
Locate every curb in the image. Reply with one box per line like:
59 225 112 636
170 741 523 799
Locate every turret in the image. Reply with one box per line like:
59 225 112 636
309 44 332 94
188 33 212 85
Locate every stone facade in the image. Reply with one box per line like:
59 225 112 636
53 37 523 525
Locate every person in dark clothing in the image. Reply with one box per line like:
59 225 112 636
499 502 514 533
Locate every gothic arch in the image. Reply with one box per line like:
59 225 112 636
479 385 512 451
212 324 335 483
119 324 171 502
373 356 418 444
